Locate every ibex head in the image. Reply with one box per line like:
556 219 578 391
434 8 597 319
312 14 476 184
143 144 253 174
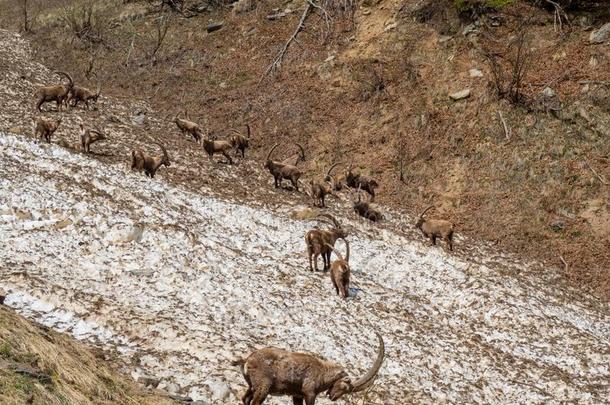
327 333 385 400
415 205 434 229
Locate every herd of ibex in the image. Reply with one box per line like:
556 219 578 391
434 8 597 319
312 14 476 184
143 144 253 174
28 69 461 404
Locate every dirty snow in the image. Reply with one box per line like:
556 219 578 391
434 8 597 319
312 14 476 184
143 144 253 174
1 132 609 404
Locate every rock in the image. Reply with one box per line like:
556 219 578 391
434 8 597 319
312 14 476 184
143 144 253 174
54 218 72 230
0 295 5 305
266 12 285 20
589 23 610 44
131 111 146 126
449 89 471 101
232 0 255 14
206 22 223 33
138 375 161 388
469 68 483 78
542 87 555 98
206 379 230 401
463 23 477 36
549 219 565 232
384 21 398 31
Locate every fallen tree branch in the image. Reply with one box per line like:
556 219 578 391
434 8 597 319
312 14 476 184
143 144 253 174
497 111 511 140
584 157 608 185
307 0 331 41
261 2 312 80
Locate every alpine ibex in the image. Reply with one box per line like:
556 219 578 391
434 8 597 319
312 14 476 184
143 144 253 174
352 190 383 222
202 133 234 164
230 124 251 158
130 143 171 178
326 238 350 298
415 205 454 251
346 163 379 202
68 83 101 109
33 117 61 143
264 143 305 191
305 214 347 272
35 71 73 111
174 111 203 143
79 124 106 153
310 163 339 208
232 332 384 405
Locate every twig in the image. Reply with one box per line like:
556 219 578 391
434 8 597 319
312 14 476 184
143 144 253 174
584 157 608 185
307 0 331 41
261 2 312 81
541 0 569 32
578 80 610 86
559 255 568 272
497 111 511 140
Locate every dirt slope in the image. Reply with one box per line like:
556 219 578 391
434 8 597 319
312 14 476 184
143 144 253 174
0 0 607 297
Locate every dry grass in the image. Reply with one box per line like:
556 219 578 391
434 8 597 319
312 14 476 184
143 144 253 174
0 306 175 404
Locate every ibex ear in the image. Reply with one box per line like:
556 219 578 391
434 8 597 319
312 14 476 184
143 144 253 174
333 370 348 381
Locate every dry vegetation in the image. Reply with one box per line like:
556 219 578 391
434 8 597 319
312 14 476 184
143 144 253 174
0 305 175 404
0 0 609 301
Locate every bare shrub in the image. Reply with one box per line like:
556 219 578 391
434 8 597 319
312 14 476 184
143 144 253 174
482 18 533 105
61 3 108 45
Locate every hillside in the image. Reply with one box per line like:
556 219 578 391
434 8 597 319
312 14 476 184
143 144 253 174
0 305 175 404
0 0 607 297
0 1 610 404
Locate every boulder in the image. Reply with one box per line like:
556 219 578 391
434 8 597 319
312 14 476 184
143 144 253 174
589 23 610 44
450 89 471 100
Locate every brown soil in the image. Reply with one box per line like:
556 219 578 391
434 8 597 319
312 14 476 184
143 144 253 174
0 0 608 299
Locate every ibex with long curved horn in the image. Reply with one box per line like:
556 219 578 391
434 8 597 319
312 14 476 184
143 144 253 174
174 111 203 143
310 162 339 208
232 332 384 405
305 214 347 272
230 124 251 158
346 162 379 201
264 143 305 191
415 205 454 251
325 238 350 298
79 124 106 153
35 71 74 111
68 83 101 109
33 116 61 143
130 143 171 178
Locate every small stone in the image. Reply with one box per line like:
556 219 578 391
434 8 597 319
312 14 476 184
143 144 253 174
542 87 555 98
549 219 565 232
54 218 72 230
362 9 371 15
138 375 161 388
589 22 610 44
469 68 483 78
463 24 477 36
267 12 285 20
206 22 223 33
384 21 398 31
449 89 471 101
9 126 22 134
131 111 146 126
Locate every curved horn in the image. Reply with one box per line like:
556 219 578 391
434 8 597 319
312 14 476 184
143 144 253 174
246 123 251 139
294 143 305 162
326 162 341 178
156 143 169 162
266 143 280 161
96 82 101 97
418 205 434 219
350 332 385 393
343 238 350 263
324 242 344 262
55 71 73 87
316 213 340 228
